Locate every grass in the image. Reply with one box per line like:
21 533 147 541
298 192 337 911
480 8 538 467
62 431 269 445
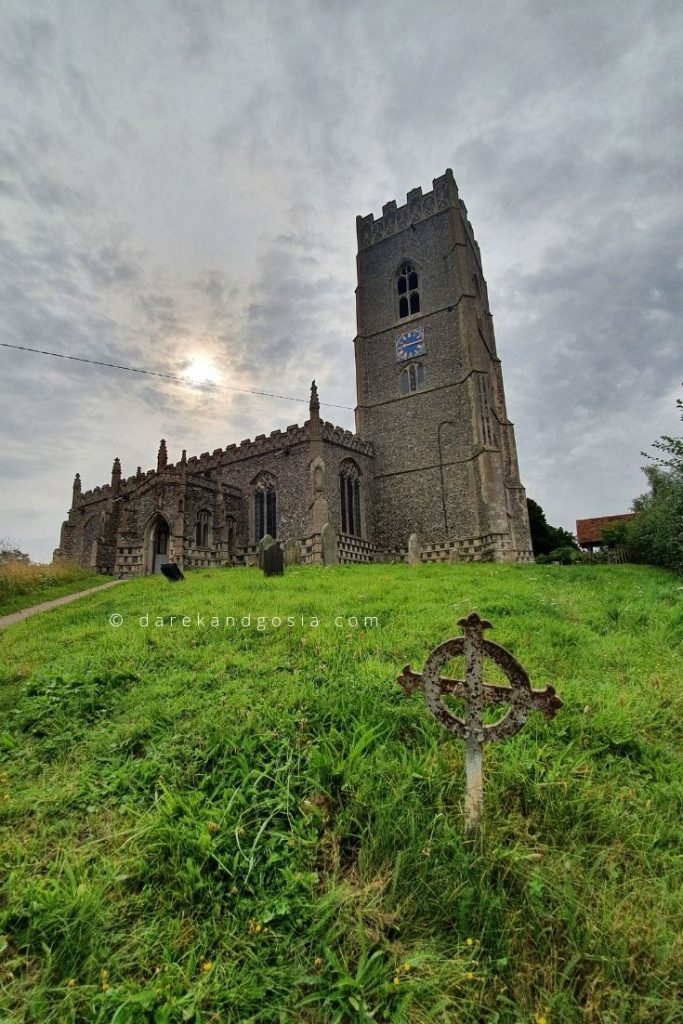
0 560 102 617
0 562 682 1023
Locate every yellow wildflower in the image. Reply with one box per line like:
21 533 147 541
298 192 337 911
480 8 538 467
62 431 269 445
66 978 76 988
101 982 110 992
201 960 213 973
466 937 474 946
402 962 412 972
465 971 476 980
393 976 400 986
536 1016 550 1024
100 969 109 980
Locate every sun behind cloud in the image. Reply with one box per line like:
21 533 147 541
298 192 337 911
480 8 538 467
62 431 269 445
182 354 221 386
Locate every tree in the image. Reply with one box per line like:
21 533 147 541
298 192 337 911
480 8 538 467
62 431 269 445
643 395 683 473
620 390 683 573
526 499 578 557
0 538 30 564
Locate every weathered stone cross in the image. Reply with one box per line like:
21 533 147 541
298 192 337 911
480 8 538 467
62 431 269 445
398 611 563 834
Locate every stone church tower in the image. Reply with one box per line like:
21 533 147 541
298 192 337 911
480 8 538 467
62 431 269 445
354 169 532 562
56 169 532 573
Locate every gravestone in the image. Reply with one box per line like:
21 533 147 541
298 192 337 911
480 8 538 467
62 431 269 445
284 537 301 565
262 542 284 577
258 533 275 568
160 562 185 582
321 522 339 565
449 547 460 565
408 533 421 565
398 611 562 835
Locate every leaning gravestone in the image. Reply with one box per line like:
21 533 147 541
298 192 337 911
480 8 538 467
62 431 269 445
160 562 185 582
258 533 275 568
263 542 284 577
408 533 421 565
321 522 339 566
284 537 301 566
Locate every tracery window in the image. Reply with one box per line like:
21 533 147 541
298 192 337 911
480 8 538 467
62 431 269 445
339 461 362 538
254 478 277 540
195 509 210 547
400 362 426 396
226 515 236 556
397 261 420 318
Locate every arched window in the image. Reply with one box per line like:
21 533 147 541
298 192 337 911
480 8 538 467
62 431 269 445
339 461 362 538
254 476 277 540
397 261 420 318
226 515 236 556
195 509 210 547
401 363 426 396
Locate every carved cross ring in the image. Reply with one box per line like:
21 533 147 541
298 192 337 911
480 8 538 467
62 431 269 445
399 617 562 744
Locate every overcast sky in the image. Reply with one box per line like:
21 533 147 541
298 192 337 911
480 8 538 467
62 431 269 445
1 0 681 561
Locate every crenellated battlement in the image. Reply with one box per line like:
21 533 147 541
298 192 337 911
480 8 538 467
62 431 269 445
74 417 368 507
177 422 311 472
78 484 110 503
356 168 463 251
76 424 315 504
321 422 374 456
226 422 308 461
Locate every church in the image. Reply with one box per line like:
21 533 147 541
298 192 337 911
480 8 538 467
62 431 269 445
54 170 533 574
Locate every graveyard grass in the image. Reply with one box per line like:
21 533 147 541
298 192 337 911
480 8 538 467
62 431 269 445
0 563 681 1024
0 561 101 618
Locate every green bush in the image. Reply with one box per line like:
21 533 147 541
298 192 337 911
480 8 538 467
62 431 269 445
535 546 580 565
627 469 683 573
609 391 683 574
526 499 578 556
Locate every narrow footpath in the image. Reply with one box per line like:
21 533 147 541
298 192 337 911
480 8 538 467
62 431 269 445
0 580 125 630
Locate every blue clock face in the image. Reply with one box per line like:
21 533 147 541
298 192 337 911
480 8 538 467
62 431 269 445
396 327 426 362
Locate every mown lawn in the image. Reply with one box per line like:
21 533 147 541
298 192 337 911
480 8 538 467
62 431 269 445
0 563 681 1023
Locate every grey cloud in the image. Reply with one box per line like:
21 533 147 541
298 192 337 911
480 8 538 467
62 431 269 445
76 244 141 288
1 0 682 558
0 16 56 91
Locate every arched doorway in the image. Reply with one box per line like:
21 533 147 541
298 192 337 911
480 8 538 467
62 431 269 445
145 516 170 574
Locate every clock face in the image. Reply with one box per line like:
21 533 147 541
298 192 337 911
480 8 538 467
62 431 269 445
396 327 426 362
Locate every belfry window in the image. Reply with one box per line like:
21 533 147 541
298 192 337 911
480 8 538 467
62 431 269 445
339 462 362 538
397 261 420 318
254 481 277 540
195 509 210 547
401 363 426 396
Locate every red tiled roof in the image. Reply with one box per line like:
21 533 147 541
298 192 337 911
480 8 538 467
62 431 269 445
575 514 636 546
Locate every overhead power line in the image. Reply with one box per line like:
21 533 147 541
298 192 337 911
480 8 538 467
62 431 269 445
0 342 354 410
